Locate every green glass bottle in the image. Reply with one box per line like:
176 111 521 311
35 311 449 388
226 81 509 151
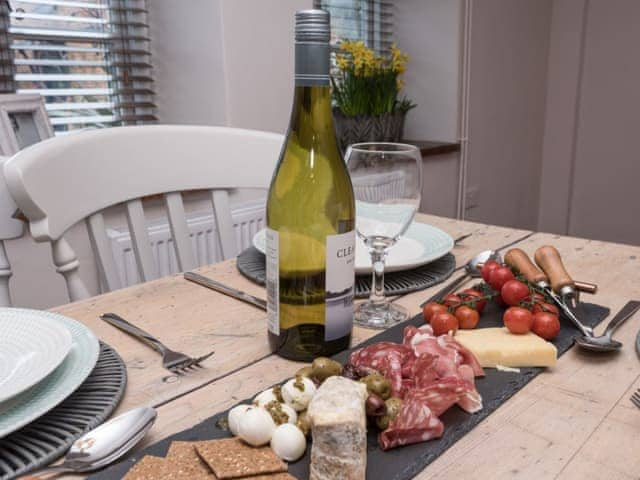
266 9 355 362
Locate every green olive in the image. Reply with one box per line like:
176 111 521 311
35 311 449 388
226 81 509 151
360 374 392 400
375 397 402 430
311 357 343 381
295 366 314 378
296 411 311 437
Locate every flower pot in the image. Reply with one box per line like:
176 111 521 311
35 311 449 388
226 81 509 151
333 109 406 152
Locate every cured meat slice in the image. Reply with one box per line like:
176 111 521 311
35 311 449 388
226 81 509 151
405 325 485 378
378 393 444 450
440 335 485 377
411 353 439 389
350 343 414 397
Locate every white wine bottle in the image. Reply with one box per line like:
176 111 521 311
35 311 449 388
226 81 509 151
266 9 355 362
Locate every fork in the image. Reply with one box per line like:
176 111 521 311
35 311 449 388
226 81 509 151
632 389 640 409
100 313 214 374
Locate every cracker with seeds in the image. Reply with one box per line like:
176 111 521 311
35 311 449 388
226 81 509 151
248 474 298 480
123 456 168 480
166 441 217 479
195 438 287 479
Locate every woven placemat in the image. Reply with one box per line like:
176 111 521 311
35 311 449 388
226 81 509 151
0 342 127 480
236 246 456 299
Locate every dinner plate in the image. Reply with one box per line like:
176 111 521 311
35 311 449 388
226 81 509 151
252 222 454 275
0 310 73 404
0 309 100 438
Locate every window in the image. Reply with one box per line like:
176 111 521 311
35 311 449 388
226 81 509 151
0 0 155 134
313 0 394 53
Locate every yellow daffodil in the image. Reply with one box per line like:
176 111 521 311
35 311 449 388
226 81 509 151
332 40 415 116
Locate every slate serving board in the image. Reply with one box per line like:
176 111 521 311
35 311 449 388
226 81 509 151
92 302 609 480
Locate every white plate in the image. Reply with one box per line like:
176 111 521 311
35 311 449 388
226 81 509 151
0 310 72 404
252 222 454 275
0 309 100 438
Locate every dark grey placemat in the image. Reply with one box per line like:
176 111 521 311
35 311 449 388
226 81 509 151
1 342 127 480
92 302 609 480
237 246 456 298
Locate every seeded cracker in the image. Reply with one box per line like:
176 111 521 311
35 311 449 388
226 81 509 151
195 438 287 479
166 441 217 478
249 474 298 479
123 456 168 480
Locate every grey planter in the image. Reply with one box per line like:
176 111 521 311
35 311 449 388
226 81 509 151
333 109 406 152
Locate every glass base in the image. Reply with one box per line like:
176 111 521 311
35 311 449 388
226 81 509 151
353 301 409 329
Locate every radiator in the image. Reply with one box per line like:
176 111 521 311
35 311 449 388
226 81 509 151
106 199 266 289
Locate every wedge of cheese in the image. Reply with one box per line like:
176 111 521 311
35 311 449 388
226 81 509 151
307 376 367 480
455 327 557 368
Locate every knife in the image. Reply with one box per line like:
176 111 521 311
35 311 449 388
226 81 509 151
184 271 267 311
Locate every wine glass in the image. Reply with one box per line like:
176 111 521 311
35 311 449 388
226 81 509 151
346 142 423 329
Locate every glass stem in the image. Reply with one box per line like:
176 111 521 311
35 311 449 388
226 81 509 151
369 247 387 304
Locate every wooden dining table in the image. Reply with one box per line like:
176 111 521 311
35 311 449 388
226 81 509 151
53 213 640 480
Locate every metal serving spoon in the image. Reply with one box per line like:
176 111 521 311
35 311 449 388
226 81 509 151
574 300 640 352
421 250 500 306
26 406 157 478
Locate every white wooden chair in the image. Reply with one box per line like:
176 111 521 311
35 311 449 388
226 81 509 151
0 156 25 306
3 125 283 302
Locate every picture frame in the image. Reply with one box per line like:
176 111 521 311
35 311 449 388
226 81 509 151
0 93 54 156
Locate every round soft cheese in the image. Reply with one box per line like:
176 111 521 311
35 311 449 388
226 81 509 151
270 423 307 461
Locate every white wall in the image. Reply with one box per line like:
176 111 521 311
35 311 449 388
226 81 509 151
149 0 310 133
149 0 227 125
538 0 640 245
463 0 553 230
396 0 462 142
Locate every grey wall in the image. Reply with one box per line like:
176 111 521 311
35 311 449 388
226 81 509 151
463 0 553 230
538 0 640 245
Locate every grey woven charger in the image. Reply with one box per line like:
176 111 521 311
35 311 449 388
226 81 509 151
0 342 127 480
236 246 456 298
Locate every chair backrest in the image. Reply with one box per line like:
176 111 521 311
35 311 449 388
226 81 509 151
0 156 25 306
4 125 283 301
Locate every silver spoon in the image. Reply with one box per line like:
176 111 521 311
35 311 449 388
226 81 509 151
26 406 157 478
421 250 501 306
574 300 640 352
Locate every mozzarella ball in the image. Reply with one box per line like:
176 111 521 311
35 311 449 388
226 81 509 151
281 377 316 412
253 388 280 407
237 407 276 446
227 404 253 436
270 424 307 462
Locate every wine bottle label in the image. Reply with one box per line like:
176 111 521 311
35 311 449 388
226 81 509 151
325 230 355 341
266 228 279 336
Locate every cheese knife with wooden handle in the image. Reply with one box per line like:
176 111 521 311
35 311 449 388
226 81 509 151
505 247 594 337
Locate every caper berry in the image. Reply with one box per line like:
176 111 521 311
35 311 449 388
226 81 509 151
311 357 343 382
296 410 311 437
375 397 402 430
360 374 392 400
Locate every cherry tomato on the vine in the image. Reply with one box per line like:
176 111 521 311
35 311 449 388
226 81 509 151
503 306 533 334
443 293 462 308
460 288 487 313
532 302 559 317
500 279 530 306
481 260 501 283
489 267 515 291
455 305 480 329
431 312 459 336
532 312 560 340
524 292 545 304
423 302 448 323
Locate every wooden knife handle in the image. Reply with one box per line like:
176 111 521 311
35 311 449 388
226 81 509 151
534 245 574 293
504 248 548 284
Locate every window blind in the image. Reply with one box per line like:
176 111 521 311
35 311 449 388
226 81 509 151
5 0 155 133
313 0 394 53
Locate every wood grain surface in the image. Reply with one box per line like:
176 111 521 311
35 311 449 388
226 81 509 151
52 214 640 480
